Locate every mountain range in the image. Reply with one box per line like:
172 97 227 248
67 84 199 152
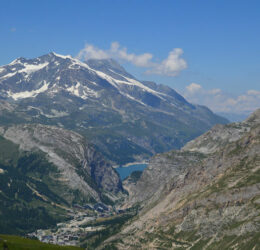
0 52 227 164
0 52 259 248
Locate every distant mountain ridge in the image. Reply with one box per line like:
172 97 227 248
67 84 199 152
0 52 228 164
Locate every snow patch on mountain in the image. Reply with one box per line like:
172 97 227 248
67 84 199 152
93 67 163 99
9 58 22 66
42 109 69 118
0 62 48 82
93 69 118 88
69 59 93 71
123 93 147 107
25 106 68 118
0 72 17 80
7 81 50 100
83 87 99 98
18 62 49 74
97 68 166 100
66 82 98 99
52 52 73 60
67 82 81 97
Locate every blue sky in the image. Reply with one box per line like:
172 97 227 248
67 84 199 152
1 0 259 115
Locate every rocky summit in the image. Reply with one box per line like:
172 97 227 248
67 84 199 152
102 109 260 249
0 53 227 164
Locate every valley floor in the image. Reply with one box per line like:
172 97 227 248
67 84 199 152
29 203 136 248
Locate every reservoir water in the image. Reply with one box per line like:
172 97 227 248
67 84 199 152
115 163 147 180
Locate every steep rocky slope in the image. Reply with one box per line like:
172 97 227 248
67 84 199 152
0 53 228 164
0 124 121 196
0 124 122 234
102 109 260 249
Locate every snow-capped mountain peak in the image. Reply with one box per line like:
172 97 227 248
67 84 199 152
0 52 171 104
51 52 73 60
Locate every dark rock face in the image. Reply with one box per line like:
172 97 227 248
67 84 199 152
105 109 260 249
0 53 228 164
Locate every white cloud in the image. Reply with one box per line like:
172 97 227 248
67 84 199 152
110 41 120 52
76 44 110 60
183 83 260 115
185 82 202 93
209 88 221 95
146 48 187 76
116 47 153 67
76 42 153 67
77 42 187 76
247 89 260 96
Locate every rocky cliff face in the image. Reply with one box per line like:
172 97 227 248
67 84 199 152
103 109 260 249
0 124 122 201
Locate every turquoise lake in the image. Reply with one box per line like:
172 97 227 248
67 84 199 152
115 164 147 180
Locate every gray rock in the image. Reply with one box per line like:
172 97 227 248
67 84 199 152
0 123 122 201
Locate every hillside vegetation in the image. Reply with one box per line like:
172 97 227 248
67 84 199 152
0 235 81 250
